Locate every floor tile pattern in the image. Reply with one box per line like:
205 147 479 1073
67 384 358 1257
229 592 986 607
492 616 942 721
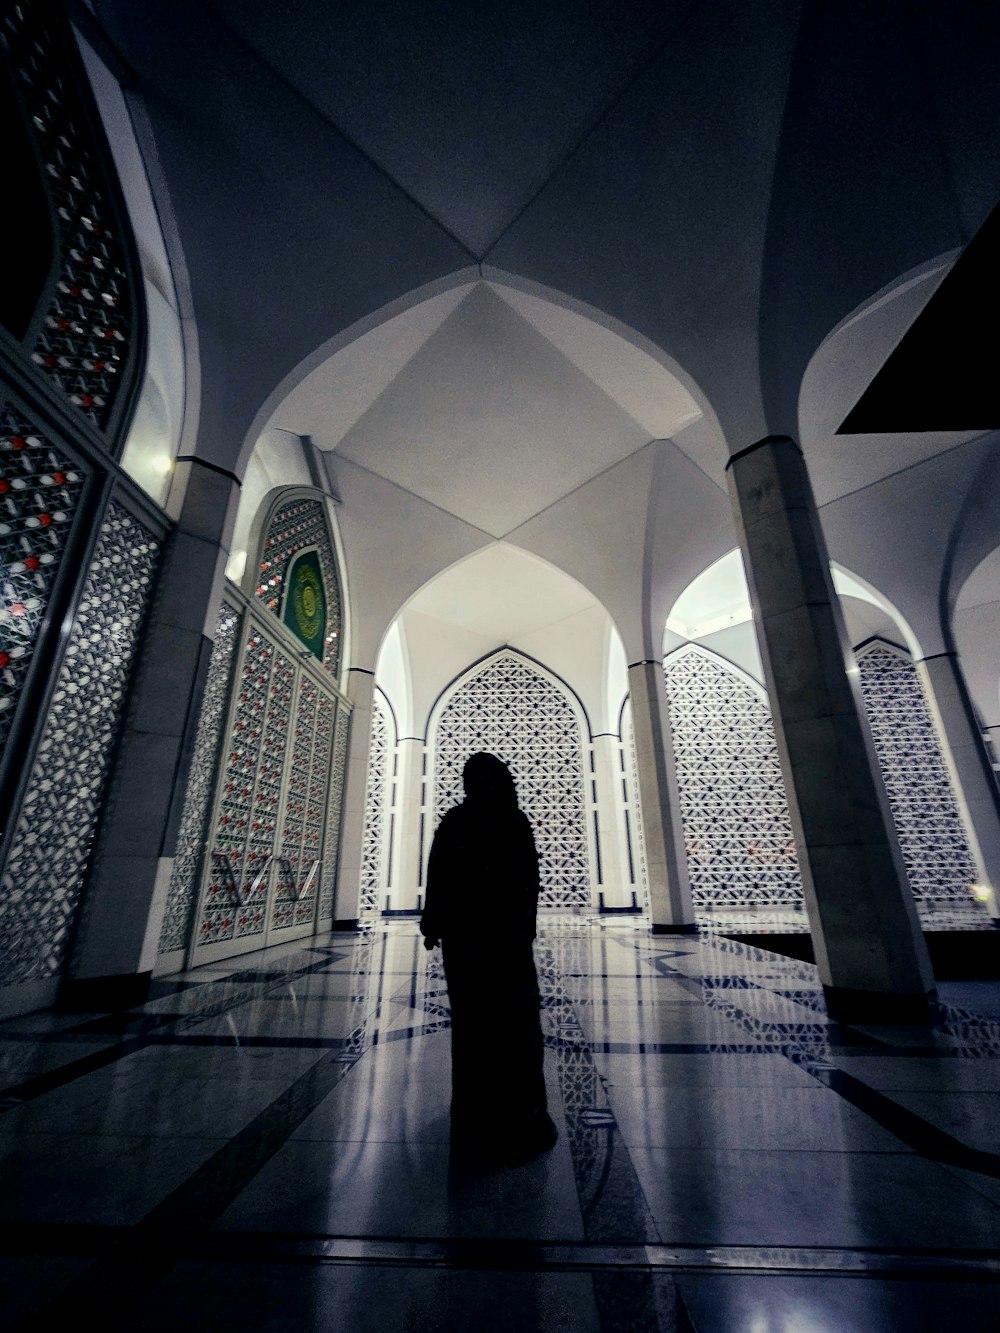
1 922 999 1329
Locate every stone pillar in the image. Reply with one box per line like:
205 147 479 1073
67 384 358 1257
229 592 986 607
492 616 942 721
65 458 240 1007
627 661 695 932
918 651 1000 923
332 667 376 928
390 737 426 914
727 435 935 1022
592 733 636 910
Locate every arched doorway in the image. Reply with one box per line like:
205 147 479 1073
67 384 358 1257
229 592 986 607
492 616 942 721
431 650 594 911
663 554 987 928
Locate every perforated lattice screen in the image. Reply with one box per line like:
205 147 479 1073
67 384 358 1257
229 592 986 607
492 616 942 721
0 503 159 982
432 652 590 911
4 0 137 432
158 600 240 953
857 641 978 908
664 645 803 910
0 405 88 749
359 698 390 918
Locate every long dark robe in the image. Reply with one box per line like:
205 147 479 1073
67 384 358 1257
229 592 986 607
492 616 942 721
420 770 551 1152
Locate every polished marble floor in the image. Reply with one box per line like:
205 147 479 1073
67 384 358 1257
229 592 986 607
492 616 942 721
1 920 999 1330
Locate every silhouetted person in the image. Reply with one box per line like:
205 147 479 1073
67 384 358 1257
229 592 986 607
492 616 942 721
421 752 557 1162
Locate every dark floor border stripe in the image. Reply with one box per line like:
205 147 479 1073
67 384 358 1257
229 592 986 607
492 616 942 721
812 1066 1000 1180
20 1049 361 1327
4 1224 999 1280
714 994 1000 1180
0 949 362 1110
623 939 1000 1181
0 1036 149 1111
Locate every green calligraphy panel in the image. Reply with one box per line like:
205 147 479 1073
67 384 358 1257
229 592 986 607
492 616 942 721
282 548 327 661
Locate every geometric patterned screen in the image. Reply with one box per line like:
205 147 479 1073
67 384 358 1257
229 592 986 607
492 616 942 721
157 600 241 955
271 674 334 933
664 645 803 912
0 404 88 751
432 650 591 911
856 640 979 913
5 0 137 435
661 638 983 927
359 695 391 918
198 624 295 947
192 605 344 957
0 502 159 984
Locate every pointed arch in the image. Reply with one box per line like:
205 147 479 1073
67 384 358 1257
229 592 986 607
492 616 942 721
249 487 345 679
429 649 594 911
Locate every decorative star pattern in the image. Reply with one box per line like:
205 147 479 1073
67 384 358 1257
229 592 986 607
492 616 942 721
359 699 391 917
432 651 590 910
0 405 88 749
158 600 241 954
0 503 159 983
664 645 803 911
3 0 135 431
857 640 981 921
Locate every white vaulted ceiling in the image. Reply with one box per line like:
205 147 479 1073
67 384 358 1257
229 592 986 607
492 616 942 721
205 0 677 257
270 281 704 538
383 543 627 736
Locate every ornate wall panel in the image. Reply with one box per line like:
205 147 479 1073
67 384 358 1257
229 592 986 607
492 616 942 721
0 404 88 749
0 502 159 983
271 678 334 932
254 496 342 677
2 0 137 433
857 641 978 909
198 626 294 946
432 652 591 911
664 645 803 911
191 600 348 956
157 600 240 954
359 698 390 918
319 702 349 924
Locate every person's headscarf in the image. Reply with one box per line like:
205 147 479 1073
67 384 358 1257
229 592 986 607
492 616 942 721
462 752 518 818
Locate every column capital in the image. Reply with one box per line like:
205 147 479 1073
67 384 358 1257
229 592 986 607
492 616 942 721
725 434 802 471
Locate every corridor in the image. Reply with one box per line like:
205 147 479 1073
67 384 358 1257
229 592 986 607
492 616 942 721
1 921 999 1330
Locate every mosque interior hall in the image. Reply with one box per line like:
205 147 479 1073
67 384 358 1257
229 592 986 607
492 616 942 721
1 1 1000 1327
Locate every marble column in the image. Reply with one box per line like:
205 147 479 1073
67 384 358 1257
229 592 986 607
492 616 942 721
390 737 426 914
332 668 376 928
918 651 1000 923
592 732 637 911
727 435 935 1022
66 458 240 1007
627 661 695 932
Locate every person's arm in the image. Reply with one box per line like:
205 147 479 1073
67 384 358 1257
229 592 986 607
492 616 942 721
420 811 454 949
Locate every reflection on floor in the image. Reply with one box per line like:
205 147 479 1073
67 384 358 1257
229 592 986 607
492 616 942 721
1 921 999 1330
